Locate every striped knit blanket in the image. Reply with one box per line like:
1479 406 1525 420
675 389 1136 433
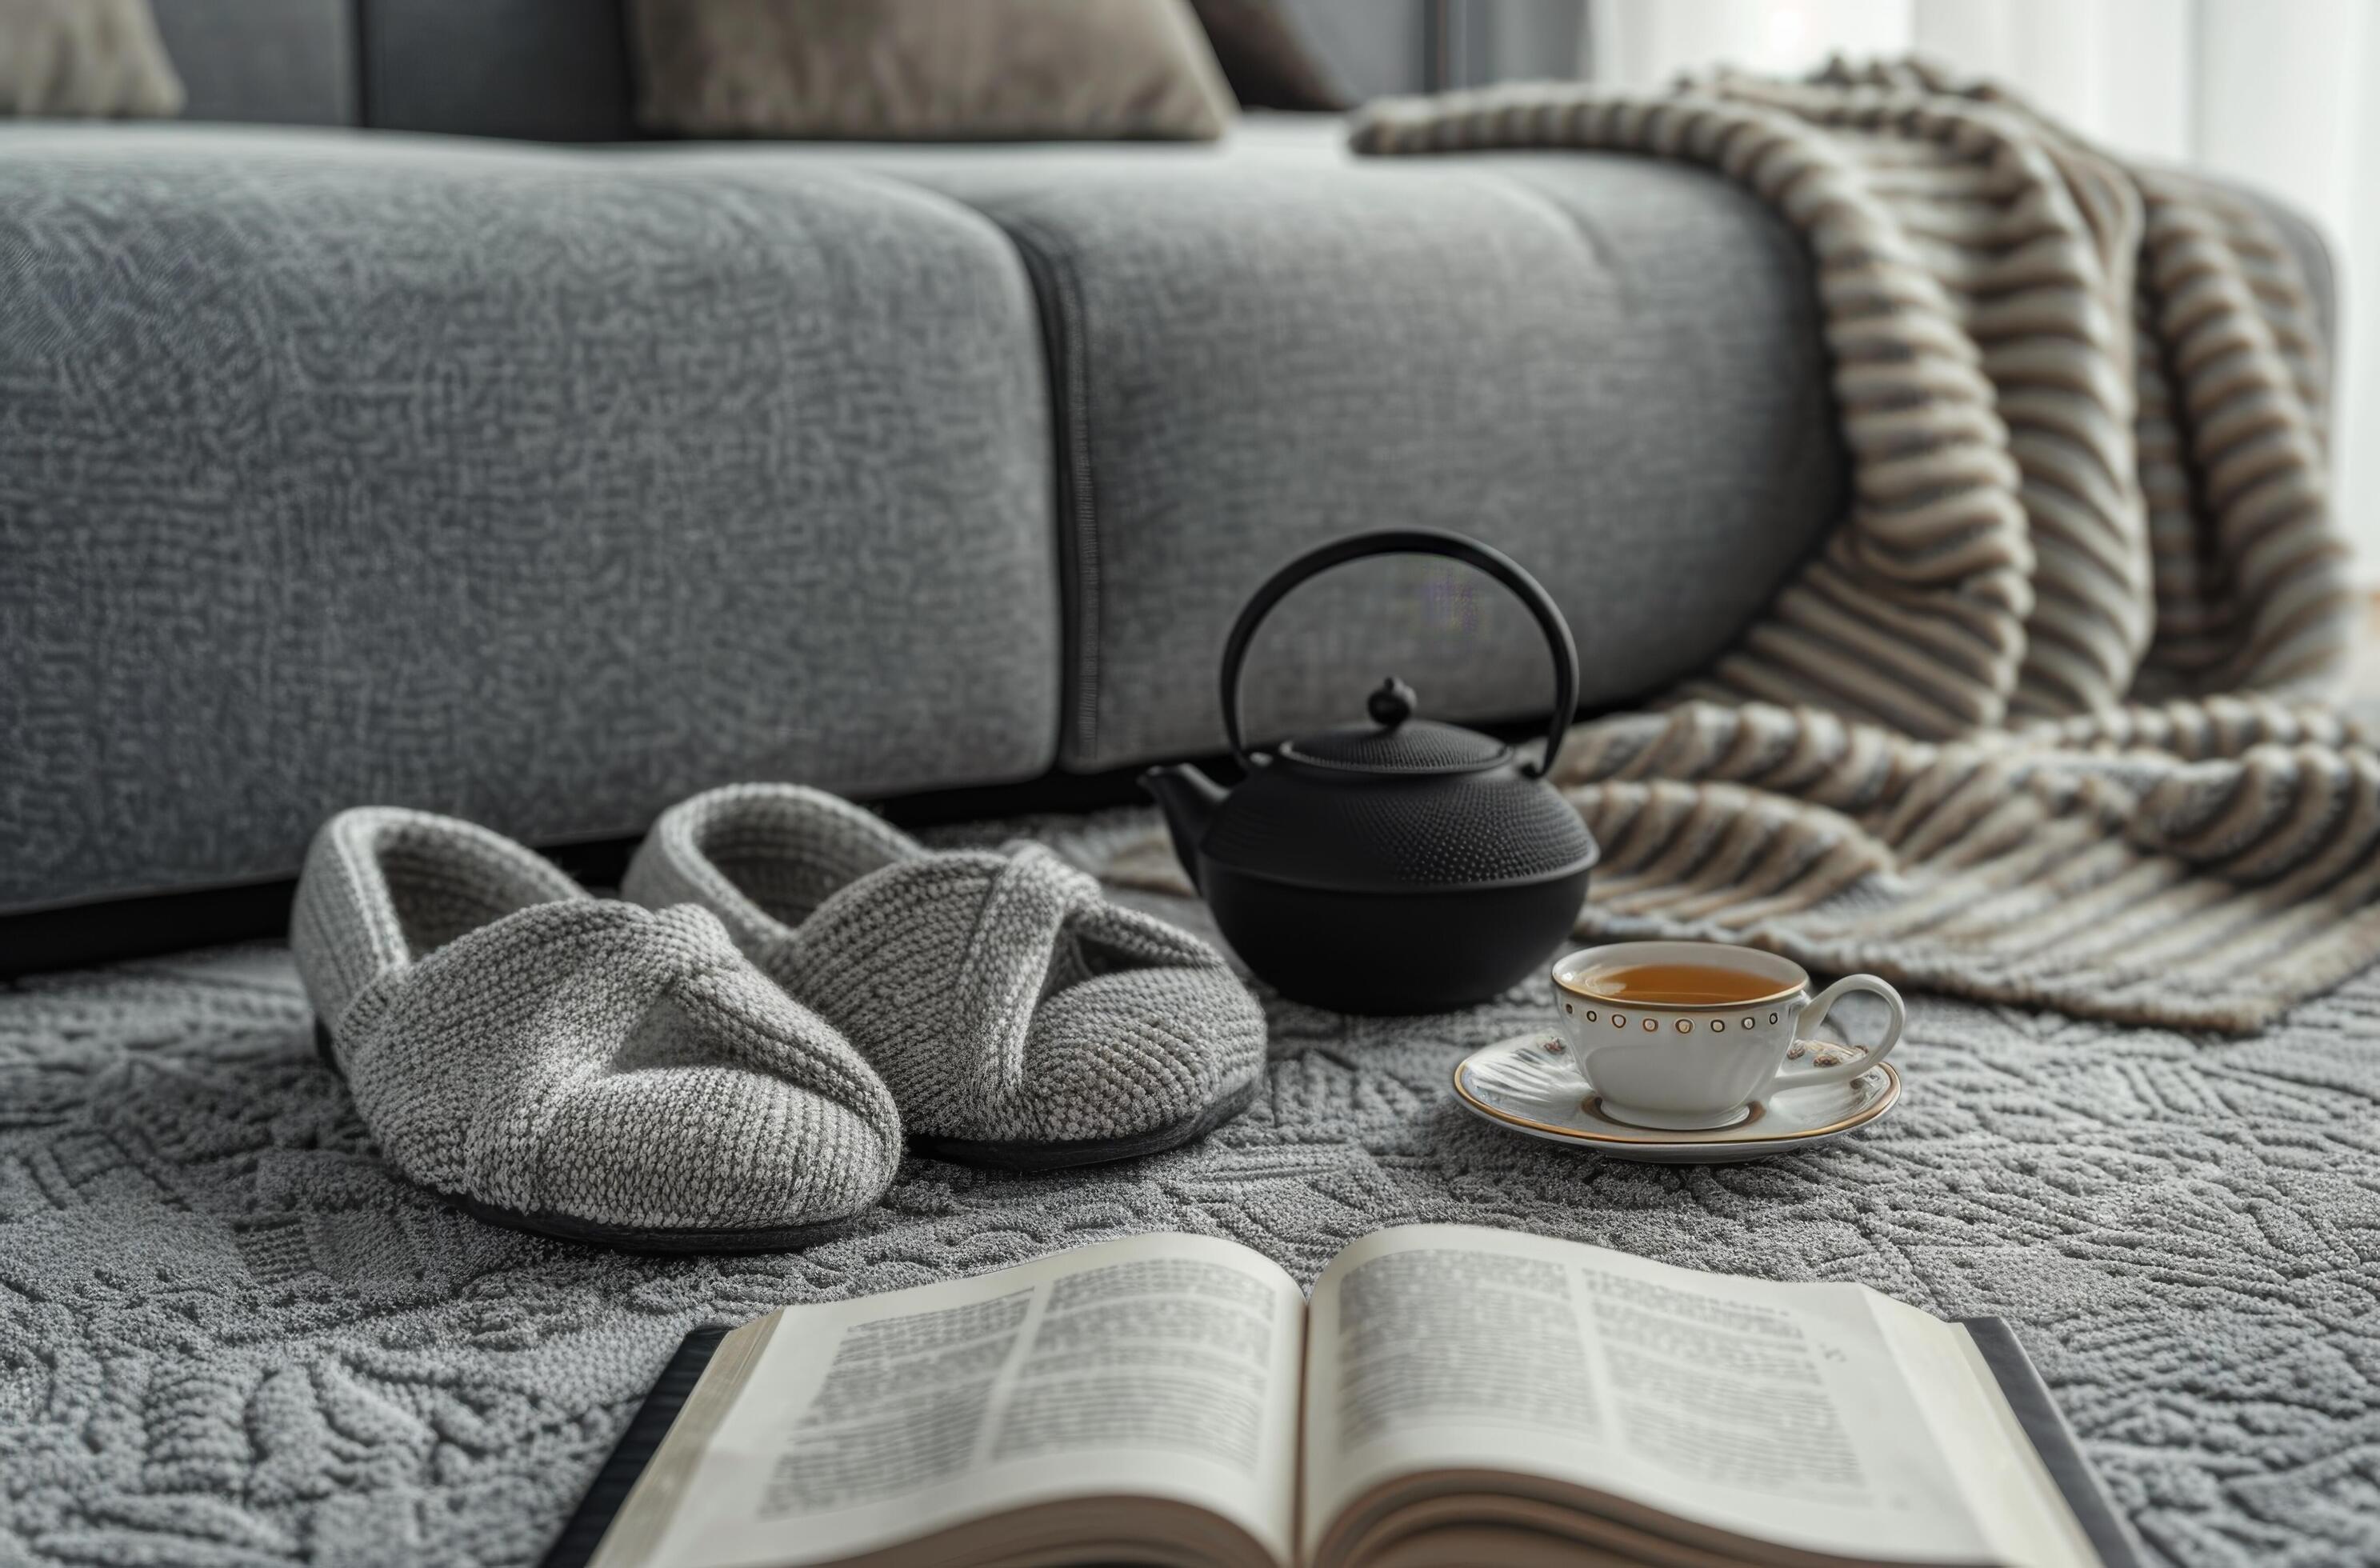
1334 62 2368 1030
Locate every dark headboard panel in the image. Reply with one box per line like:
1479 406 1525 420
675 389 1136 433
147 0 639 140
358 0 635 142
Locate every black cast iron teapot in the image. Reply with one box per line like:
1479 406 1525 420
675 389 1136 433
1143 529 1598 1014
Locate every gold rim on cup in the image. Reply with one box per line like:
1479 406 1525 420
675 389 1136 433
1551 969 1803 1009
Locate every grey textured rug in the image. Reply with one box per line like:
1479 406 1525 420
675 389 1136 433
3 811 2378 1567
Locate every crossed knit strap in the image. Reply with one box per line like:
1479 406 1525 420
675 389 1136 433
349 900 898 1230
626 785 1269 1157
942 843 1107 1105
294 806 902 1245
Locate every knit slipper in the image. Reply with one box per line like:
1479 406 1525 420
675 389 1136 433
292 807 903 1251
622 785 1268 1170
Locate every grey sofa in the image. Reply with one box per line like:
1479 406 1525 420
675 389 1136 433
0 2 2334 957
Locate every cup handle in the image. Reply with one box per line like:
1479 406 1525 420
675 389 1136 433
1768 974 1903 1094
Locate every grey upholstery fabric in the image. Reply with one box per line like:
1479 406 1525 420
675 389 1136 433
622 785 1267 1155
6 806 2379 1564
293 806 903 1242
980 142 1840 767
683 122 1844 769
0 118 2334 922
0 129 1058 914
743 120 2340 771
148 0 354 125
359 0 634 142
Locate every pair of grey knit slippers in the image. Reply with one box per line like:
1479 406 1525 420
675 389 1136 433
292 786 1266 1252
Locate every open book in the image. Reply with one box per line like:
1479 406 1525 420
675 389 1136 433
551 1226 2133 1568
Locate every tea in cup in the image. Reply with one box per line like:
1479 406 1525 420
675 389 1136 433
1550 942 1903 1130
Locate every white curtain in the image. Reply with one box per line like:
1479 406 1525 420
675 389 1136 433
1586 0 2380 580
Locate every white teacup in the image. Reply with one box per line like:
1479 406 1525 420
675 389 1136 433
1550 942 1904 1130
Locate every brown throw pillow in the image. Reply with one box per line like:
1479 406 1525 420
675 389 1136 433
0 0 182 118
1188 0 1349 111
630 0 1235 142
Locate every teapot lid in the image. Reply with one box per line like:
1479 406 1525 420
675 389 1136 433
1203 670 1596 890
1276 678 1510 775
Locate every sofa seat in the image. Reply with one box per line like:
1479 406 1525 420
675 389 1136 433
0 126 1059 914
0 118 1845 915
3 118 2330 922
650 118 1849 770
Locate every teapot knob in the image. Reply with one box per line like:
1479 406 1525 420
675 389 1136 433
1367 676 1417 728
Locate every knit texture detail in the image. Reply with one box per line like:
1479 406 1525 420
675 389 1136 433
623 784 1269 1146
1351 59 2353 730
1327 62 2374 1030
291 807 902 1234
1086 695 2380 1032
10 836 2380 1564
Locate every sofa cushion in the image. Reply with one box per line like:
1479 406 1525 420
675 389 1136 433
673 120 1846 770
0 128 1058 914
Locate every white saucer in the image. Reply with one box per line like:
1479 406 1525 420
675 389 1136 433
1451 1030 1901 1162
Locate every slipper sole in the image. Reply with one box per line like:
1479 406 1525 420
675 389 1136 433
907 1074 1262 1173
451 1194 866 1254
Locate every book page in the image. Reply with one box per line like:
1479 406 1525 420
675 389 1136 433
1868 1306 2102 1568
1302 1225 2078 1567
601 1233 1306 1568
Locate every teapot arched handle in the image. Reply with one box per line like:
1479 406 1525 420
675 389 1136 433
1218 529 1581 780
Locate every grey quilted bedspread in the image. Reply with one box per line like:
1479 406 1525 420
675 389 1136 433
2 812 2377 1566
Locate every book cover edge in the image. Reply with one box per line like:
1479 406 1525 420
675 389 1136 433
1957 1315 2143 1568
542 1325 734 1568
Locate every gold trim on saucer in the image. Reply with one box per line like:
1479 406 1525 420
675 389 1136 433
1450 1050 1901 1147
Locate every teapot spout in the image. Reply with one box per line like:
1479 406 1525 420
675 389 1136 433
1139 764 1227 891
